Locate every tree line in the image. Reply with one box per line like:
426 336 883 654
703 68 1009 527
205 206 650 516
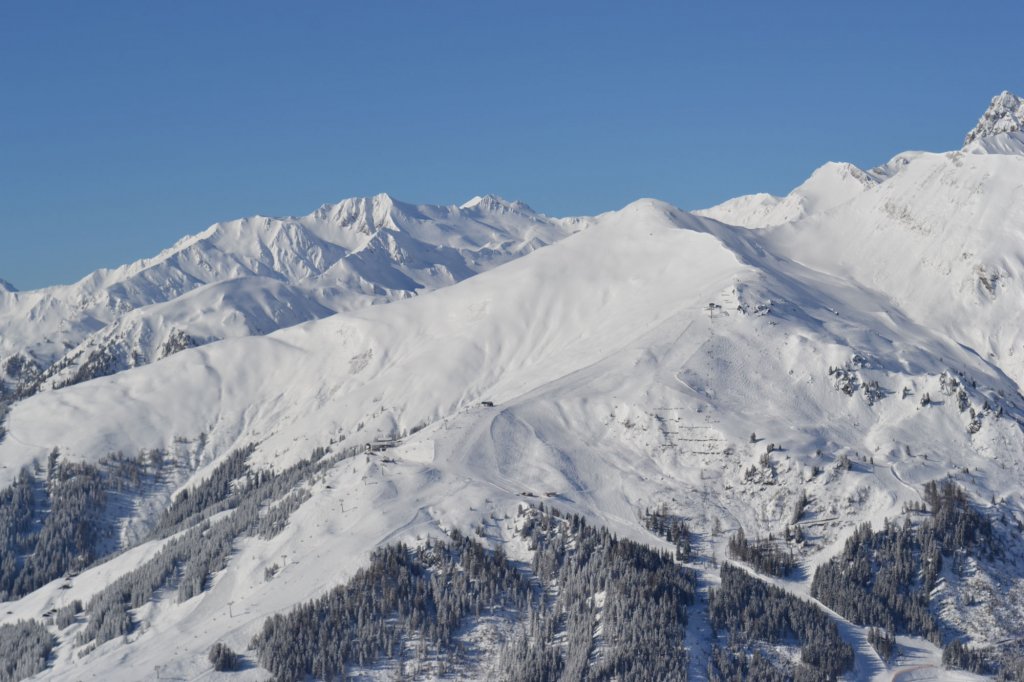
0 447 174 602
709 562 853 681
0 619 54 682
811 479 992 643
499 505 697 681
76 444 355 650
726 527 797 577
253 504 699 681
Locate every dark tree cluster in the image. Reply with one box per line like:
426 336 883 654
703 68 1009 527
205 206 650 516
256 488 312 539
151 443 255 538
811 480 993 642
1 353 41 401
643 503 693 559
76 528 183 646
159 328 198 359
252 505 698 681
783 524 806 544
23 350 82 396
707 646 790 682
54 344 121 390
938 633 1024 678
54 599 83 629
208 642 240 672
0 447 172 602
499 504 697 681
0 459 106 599
708 563 853 681
727 527 797 577
922 479 994 557
791 491 808 525
176 518 240 602
0 469 36 599
2 354 39 383
828 365 858 396
942 641 991 675
862 379 885 405
77 445 355 648
996 652 1024 681
176 478 311 602
0 619 55 682
866 626 897 662
99 451 146 492
810 518 937 638
252 531 533 682
0 400 8 441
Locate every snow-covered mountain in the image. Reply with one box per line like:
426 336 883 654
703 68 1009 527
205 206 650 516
0 194 579 394
694 160 884 228
697 91 1024 233
2 92 1024 681
766 144 1024 388
964 90 1024 145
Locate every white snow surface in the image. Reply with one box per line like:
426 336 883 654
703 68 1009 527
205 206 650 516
694 161 881 228
964 130 1024 156
3 94 1024 680
0 193 579 389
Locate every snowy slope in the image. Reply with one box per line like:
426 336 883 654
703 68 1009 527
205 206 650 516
0 194 578 393
765 144 1024 387
964 130 1024 155
0 201 746 480
694 161 882 228
2 93 1024 681
698 91 1024 387
4 195 1024 679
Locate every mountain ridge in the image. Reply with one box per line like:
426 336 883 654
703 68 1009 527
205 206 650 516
0 194 579 396
2 91 1024 681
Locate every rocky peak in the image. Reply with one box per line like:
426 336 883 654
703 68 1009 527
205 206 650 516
964 90 1024 145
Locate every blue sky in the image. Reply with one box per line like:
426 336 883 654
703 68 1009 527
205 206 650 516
2 1 1022 290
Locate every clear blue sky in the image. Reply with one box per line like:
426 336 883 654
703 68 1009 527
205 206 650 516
2 1 1022 290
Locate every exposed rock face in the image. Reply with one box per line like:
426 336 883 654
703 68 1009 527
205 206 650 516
964 90 1024 145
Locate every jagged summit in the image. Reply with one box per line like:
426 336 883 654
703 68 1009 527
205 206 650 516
0 191 577 393
459 194 535 214
964 90 1024 145
0 278 16 292
309 192 403 235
